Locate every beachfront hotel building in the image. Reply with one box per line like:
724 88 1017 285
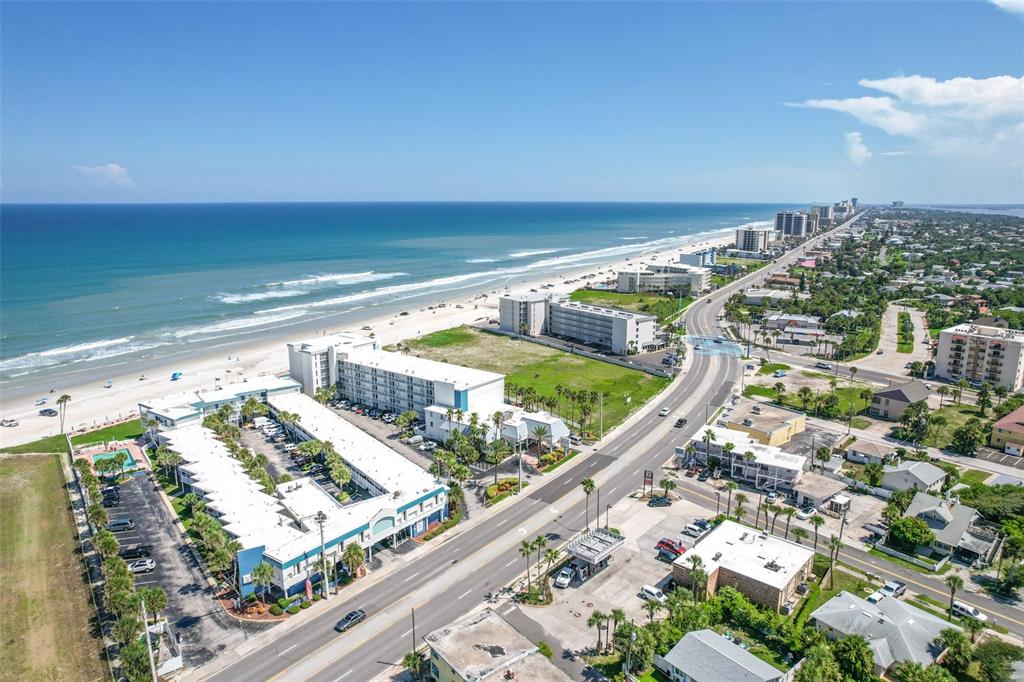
775 211 810 239
616 263 711 297
156 391 448 599
286 334 568 446
138 375 302 429
286 332 378 398
678 247 717 268
498 294 660 355
935 323 1024 391
735 226 774 253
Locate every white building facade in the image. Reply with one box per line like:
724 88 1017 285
735 226 774 253
775 211 810 239
935 324 1024 391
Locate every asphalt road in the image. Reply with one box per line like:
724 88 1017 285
202 216 866 682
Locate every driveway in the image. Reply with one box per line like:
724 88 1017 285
108 473 272 667
857 303 930 373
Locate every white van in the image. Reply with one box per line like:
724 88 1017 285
639 585 667 604
253 417 271 428
683 524 704 538
951 601 988 622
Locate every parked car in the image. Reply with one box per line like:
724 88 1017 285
335 609 367 632
648 496 672 508
796 506 816 520
655 538 685 556
120 544 154 560
639 585 668 604
765 491 779 503
951 601 987 622
658 407 671 417
866 591 885 604
674 418 688 428
683 524 704 538
697 469 711 482
880 580 906 598
107 519 135 532
128 558 156 574
554 566 574 589
101 496 120 508
692 519 711 531
773 370 787 378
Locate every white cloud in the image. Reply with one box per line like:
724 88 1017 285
879 150 913 157
71 163 133 187
991 0 1024 14
789 96 926 136
844 132 871 164
857 75 1022 118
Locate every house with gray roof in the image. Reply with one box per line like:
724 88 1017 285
881 461 946 493
810 591 958 675
654 629 788 682
868 381 931 421
904 491 999 562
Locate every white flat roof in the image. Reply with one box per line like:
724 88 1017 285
287 332 374 354
553 299 655 322
341 349 503 391
675 520 813 589
698 426 806 471
140 375 300 419
269 392 439 499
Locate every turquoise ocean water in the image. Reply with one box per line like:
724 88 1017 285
0 202 787 391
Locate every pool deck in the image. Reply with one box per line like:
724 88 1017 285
74 441 149 470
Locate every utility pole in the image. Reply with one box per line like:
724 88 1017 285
517 439 522 495
141 600 158 682
599 393 604 440
606 504 611 530
315 510 329 599
596 488 600 530
411 607 417 658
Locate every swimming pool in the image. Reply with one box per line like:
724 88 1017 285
92 448 137 468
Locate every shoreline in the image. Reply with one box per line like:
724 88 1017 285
0 233 736 448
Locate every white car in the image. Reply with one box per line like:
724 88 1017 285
658 407 671 417
129 558 156 574
554 567 574 589
765 491 779 503
951 601 988 622
639 585 667 604
796 506 816 520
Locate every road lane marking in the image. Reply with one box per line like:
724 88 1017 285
402 572 420 583
334 671 353 681
504 559 517 567
496 519 508 527
402 629 412 637
563 479 573 486
278 644 297 656
457 589 472 600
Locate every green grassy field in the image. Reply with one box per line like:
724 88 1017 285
718 257 769 272
922 403 988 449
959 468 991 486
746 384 871 421
2 418 144 454
0 454 107 681
756 363 791 376
396 327 669 434
568 289 692 323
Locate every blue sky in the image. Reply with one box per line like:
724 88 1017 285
2 1 1021 203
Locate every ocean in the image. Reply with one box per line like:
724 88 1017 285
0 202 786 391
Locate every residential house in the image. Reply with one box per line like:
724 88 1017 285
810 591 960 676
654 629 789 682
881 461 947 493
991 404 1024 456
868 381 931 421
904 491 999 562
845 439 897 465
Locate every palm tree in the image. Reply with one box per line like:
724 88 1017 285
828 535 843 589
56 394 71 434
995 385 1009 405
543 548 560 577
782 507 797 540
767 504 781 534
687 554 705 601
724 481 737 517
581 478 595 530
587 610 606 652
531 424 550 453
342 543 365 578
797 386 814 412
773 382 785 402
792 526 809 545
962 614 985 643
520 539 534 594
937 385 949 408
810 514 825 550
642 599 660 624
251 561 274 605
945 574 963 621
533 535 548 582
610 608 625 645
849 366 858 386
733 493 748 521
702 428 716 449
402 651 426 681
660 478 677 499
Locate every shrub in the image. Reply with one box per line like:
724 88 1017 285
277 597 290 609
300 601 311 609
286 605 300 615
269 605 283 616
312 594 322 602
537 641 554 659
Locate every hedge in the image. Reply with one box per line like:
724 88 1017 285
286 605 301 615
269 605 283 616
300 601 311 609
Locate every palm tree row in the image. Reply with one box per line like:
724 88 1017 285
519 535 561 597
503 381 604 436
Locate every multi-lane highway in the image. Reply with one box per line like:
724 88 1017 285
199 217 862 682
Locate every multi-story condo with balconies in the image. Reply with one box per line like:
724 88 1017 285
935 323 1024 391
735 226 775 253
498 295 659 355
676 426 807 492
615 263 710 298
774 211 810 238
287 332 379 398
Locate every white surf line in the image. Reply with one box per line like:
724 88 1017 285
457 589 473 600
278 644 297 656
402 571 420 583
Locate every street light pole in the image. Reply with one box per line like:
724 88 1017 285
141 600 158 682
606 504 611 530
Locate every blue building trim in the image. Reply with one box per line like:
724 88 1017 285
454 389 469 411
397 485 447 514
277 524 369 571
236 545 267 598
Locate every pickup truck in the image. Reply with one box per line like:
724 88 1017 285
880 580 906 598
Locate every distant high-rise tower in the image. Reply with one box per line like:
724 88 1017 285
774 211 809 238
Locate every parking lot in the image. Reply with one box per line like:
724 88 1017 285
104 472 268 666
975 446 1024 471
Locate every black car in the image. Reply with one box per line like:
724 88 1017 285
674 418 688 428
647 496 672 508
120 544 154 560
335 609 366 633
38 408 58 417
697 469 711 482
102 496 120 508
693 519 711 531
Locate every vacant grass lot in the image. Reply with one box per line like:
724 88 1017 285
922 403 988 449
756 363 791 376
397 327 669 434
568 289 692 323
2 419 144 455
0 454 106 682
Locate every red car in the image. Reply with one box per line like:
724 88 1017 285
655 538 685 556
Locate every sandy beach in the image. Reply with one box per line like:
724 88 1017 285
0 234 734 448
